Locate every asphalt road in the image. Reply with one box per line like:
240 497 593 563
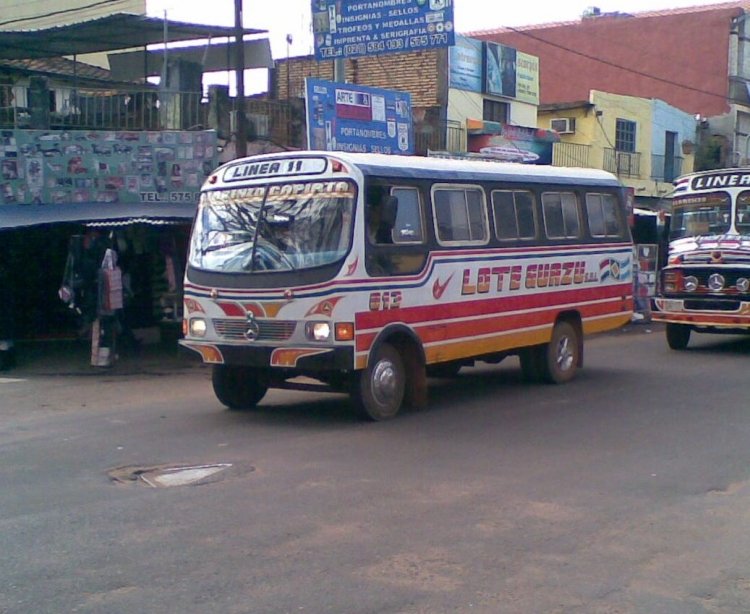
2 325 750 614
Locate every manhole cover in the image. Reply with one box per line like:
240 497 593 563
109 463 239 487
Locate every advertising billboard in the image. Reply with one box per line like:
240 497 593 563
311 0 455 61
485 41 540 105
449 35 483 93
305 78 413 155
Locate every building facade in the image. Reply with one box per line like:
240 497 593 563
470 2 750 169
540 90 697 206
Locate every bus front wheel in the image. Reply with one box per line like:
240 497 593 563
540 320 580 384
212 365 268 410
666 323 691 350
353 343 405 421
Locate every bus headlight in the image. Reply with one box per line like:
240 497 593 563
306 321 331 341
189 318 207 337
737 278 750 292
683 276 699 292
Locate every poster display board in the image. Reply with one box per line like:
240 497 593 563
0 129 217 206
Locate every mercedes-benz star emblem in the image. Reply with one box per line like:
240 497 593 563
244 314 260 341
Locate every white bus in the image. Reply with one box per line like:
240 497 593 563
181 152 633 420
653 168 750 348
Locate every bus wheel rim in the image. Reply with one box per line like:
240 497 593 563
372 359 398 405
556 336 574 371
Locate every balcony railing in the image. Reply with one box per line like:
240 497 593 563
0 84 207 131
604 148 642 178
651 154 684 183
551 142 590 168
414 120 465 155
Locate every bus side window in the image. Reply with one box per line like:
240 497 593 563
492 189 537 241
390 187 424 244
585 193 624 238
542 192 581 239
433 186 488 245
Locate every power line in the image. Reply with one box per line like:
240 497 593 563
503 24 730 103
0 0 132 28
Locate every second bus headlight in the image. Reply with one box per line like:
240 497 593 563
306 321 331 341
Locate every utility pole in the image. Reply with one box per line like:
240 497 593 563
234 0 247 158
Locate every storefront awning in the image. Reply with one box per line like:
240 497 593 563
0 202 196 230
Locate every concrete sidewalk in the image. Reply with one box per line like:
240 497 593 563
6 338 205 377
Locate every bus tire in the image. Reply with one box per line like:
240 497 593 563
212 365 268 410
540 320 580 384
666 323 691 350
353 343 405 421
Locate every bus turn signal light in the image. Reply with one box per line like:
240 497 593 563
335 322 355 341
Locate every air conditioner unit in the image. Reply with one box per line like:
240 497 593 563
550 117 576 134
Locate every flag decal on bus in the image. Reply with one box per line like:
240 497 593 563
599 257 631 281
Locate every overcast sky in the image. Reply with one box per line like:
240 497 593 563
146 0 735 93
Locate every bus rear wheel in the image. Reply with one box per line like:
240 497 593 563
666 323 691 350
212 365 268 410
540 320 580 384
353 343 405 421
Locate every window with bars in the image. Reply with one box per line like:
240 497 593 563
483 99 509 124
615 119 636 153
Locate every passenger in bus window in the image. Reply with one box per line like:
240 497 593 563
367 187 398 244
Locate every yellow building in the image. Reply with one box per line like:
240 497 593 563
539 90 697 204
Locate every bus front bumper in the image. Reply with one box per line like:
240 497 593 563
179 339 354 372
652 297 750 328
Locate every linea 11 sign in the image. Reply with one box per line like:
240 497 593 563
311 0 455 61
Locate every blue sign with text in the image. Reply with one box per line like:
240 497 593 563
305 78 413 155
311 0 455 61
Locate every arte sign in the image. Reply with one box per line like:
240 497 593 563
305 78 413 155
311 0 455 61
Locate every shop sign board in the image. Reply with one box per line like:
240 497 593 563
0 129 217 206
449 35 483 93
305 78 413 155
485 41 539 105
311 0 455 61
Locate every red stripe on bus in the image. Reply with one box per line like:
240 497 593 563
355 283 631 330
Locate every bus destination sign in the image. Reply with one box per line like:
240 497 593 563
222 157 328 183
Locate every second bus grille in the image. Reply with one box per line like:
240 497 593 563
212 319 297 341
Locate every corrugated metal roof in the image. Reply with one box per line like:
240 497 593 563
0 12 266 60
0 57 112 81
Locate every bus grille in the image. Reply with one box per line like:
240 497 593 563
212 319 297 341
683 299 742 312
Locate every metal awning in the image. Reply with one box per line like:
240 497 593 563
0 202 196 230
108 39 274 80
0 13 266 60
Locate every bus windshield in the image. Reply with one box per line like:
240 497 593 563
188 180 356 273
669 192 731 241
